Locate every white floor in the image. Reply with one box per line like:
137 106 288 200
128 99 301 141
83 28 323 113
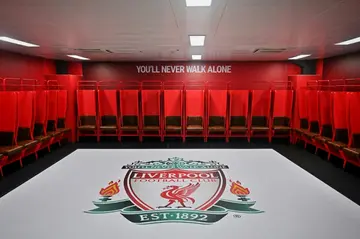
0 149 360 239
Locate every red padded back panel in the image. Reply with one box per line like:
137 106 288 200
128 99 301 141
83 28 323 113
229 90 249 116
18 91 35 128
332 92 348 129
0 91 17 132
48 90 58 120
208 90 227 117
142 90 160 116
251 90 271 117
120 90 138 116
297 89 308 119
36 90 48 124
57 90 68 118
164 90 182 116
186 90 204 116
318 91 332 125
273 90 293 117
99 90 117 116
348 92 360 134
77 90 96 116
307 90 319 121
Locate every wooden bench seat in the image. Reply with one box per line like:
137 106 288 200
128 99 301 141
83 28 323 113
143 126 160 130
121 126 138 130
343 148 360 156
100 125 117 130
58 128 71 133
0 145 24 156
166 125 181 131
34 135 52 142
208 126 225 131
187 125 203 131
327 141 347 149
78 125 96 130
230 126 247 132
252 126 269 131
18 140 38 148
274 126 291 130
314 136 332 143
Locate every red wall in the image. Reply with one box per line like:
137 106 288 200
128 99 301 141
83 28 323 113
323 51 360 80
68 62 83 75
0 50 55 83
83 62 300 87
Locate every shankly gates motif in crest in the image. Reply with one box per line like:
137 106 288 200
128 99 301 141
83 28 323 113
85 157 263 224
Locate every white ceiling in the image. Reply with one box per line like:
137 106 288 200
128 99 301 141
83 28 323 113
1 0 360 61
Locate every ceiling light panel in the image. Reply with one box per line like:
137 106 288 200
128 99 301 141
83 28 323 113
192 54 202 60
288 54 311 60
0 36 39 47
190 35 206 46
186 0 212 7
335 37 360 45
67 55 90 60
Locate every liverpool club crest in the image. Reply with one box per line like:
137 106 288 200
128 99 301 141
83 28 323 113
85 157 263 224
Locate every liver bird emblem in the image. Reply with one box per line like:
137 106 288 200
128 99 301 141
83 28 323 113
158 183 200 208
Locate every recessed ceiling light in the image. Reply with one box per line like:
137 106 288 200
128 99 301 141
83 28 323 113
288 54 311 60
67 55 90 60
0 36 39 47
335 37 360 45
192 55 202 60
186 0 212 7
190 35 206 46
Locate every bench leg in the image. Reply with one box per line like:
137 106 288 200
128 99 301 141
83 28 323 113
343 159 347 169
97 131 100 142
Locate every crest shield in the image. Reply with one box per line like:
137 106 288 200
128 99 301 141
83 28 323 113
124 168 226 211
85 157 263 225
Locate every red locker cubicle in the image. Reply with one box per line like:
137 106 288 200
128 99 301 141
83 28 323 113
207 89 227 140
302 90 320 147
34 90 52 150
98 89 119 139
326 92 349 163
57 90 71 138
77 89 98 141
47 90 63 145
141 89 161 139
342 92 360 167
313 91 333 153
185 89 205 140
17 91 38 159
250 90 271 142
0 91 21 176
228 90 249 141
272 90 293 141
163 89 183 139
120 89 140 140
293 89 309 143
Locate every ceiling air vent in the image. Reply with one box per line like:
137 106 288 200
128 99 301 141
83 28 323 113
74 48 113 53
253 48 287 54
